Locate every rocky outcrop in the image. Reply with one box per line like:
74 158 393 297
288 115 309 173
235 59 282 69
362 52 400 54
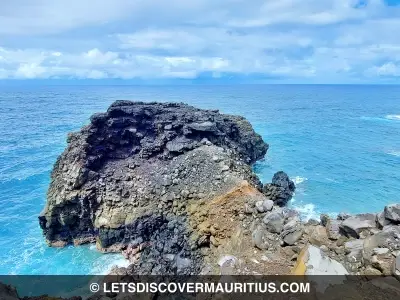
38 100 400 279
262 171 295 206
0 283 19 300
39 101 268 274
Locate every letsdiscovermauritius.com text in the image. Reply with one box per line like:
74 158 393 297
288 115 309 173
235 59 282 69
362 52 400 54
97 282 310 294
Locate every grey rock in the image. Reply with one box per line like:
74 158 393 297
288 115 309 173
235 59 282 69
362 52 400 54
363 225 400 264
187 121 217 132
300 245 349 275
320 214 330 227
283 217 300 231
373 247 390 255
384 204 400 223
262 199 274 212
306 219 320 226
244 203 254 214
218 255 237 275
337 212 351 220
340 213 377 238
326 218 342 240
255 201 265 213
252 226 269 250
377 211 391 228
263 211 285 233
344 239 364 261
166 136 196 153
282 226 304 245
320 245 329 252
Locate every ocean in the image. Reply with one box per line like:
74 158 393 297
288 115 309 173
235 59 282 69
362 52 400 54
0 84 399 275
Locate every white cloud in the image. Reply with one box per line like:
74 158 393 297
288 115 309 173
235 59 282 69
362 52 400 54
367 62 400 77
0 0 400 81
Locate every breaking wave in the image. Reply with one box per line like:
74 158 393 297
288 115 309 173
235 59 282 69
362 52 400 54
292 176 308 186
387 150 400 157
385 114 400 121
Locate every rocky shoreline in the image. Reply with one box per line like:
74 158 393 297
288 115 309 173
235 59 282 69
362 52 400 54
38 101 400 279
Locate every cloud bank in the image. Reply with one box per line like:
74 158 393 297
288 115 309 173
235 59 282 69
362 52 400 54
1 0 400 82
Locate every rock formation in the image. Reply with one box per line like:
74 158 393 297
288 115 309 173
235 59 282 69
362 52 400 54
38 100 400 281
262 171 295 206
39 101 268 274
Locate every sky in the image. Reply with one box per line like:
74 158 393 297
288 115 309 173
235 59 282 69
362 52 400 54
1 0 400 83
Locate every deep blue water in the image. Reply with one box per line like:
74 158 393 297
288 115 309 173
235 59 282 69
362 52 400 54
0 84 400 275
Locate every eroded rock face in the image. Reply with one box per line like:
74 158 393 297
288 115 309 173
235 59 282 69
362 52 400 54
38 101 268 274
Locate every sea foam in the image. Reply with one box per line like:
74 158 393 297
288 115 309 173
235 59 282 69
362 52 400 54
292 176 308 185
387 150 400 157
385 114 400 121
291 202 319 221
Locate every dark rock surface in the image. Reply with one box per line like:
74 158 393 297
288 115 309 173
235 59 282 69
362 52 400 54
262 171 295 206
39 101 268 274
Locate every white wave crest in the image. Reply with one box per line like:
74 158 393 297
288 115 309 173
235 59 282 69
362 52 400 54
91 254 130 275
292 176 308 185
387 150 400 157
292 203 319 221
385 114 400 121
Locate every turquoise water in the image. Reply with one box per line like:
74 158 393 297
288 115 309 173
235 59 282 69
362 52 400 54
0 84 399 274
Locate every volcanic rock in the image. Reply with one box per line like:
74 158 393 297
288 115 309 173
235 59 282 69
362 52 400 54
262 171 295 206
38 101 268 275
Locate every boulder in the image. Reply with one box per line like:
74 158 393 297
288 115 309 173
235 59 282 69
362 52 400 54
308 225 329 246
255 201 265 213
337 212 351 220
363 225 400 265
218 255 238 275
320 214 330 227
340 213 377 238
263 211 285 233
364 225 400 252
371 253 394 276
282 225 304 246
344 239 364 262
377 211 391 228
262 171 295 206
262 199 274 212
252 226 269 250
292 245 349 275
326 218 342 240
384 204 400 223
